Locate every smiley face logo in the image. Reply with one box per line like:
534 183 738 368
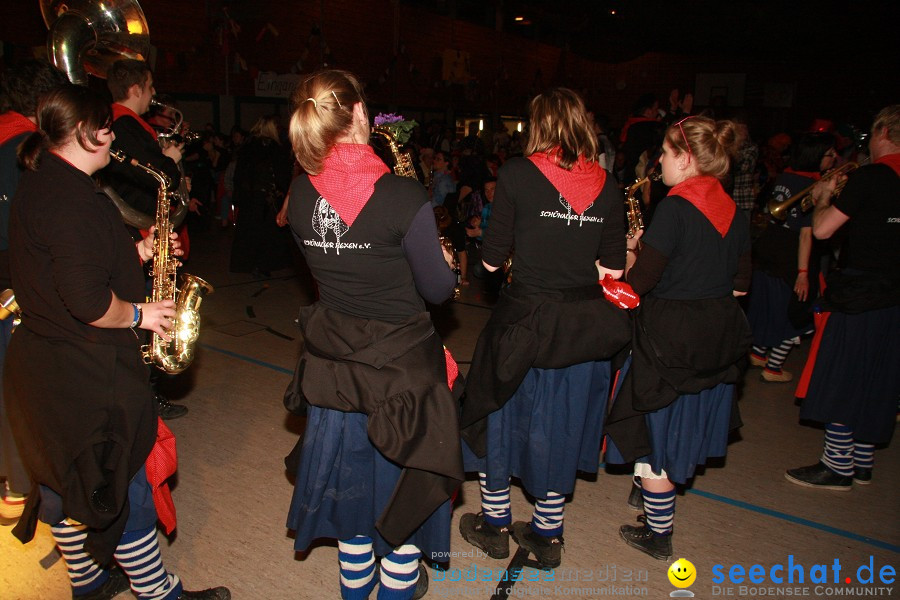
668 558 696 588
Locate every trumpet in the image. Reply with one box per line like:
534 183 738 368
768 161 859 221
150 99 200 145
625 172 660 238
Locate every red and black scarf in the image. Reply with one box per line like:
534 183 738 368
0 111 36 146
112 103 158 140
528 148 606 216
309 143 390 227
668 175 736 237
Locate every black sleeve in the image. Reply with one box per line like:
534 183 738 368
597 181 627 270
481 169 515 268
402 203 457 304
734 248 752 292
108 117 181 191
625 242 668 296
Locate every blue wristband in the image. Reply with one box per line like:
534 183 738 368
130 303 142 328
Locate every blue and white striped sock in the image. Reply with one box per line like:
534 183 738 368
114 526 181 600
51 519 109 596
642 488 675 535
853 442 875 470
479 473 511 527
377 544 421 600
821 423 854 476
531 491 564 537
338 536 376 600
765 339 795 372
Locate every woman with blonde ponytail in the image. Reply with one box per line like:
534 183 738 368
284 70 459 600
606 115 753 560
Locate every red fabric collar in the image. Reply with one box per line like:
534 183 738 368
783 167 821 180
668 175 736 237
309 144 390 227
875 152 900 177
527 149 606 215
112 103 158 140
0 112 36 146
619 116 657 143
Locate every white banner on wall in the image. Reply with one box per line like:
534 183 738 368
255 72 301 98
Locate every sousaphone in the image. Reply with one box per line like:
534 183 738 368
40 0 150 86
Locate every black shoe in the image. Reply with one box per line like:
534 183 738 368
74 564 130 600
853 467 872 485
785 462 852 491
459 512 510 559
157 394 188 420
619 522 672 561
412 563 429 600
177 587 231 600
627 480 643 512
509 521 563 570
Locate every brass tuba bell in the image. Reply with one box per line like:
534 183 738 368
40 0 151 86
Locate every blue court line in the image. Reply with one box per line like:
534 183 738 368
686 488 900 554
201 352 900 554
199 343 294 375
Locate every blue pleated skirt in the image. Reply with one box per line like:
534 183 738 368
747 270 808 346
606 358 734 485
287 407 451 560
800 305 900 444
462 360 610 498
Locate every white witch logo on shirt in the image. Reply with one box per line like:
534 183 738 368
559 193 593 226
312 196 350 254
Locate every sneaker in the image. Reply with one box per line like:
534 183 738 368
749 353 767 368
157 394 188 420
853 467 872 485
177 588 231 600
761 368 793 383
459 512 509 559
0 487 26 526
627 481 643 512
75 564 130 600
785 462 852 491
618 522 672 561
509 521 563 570
412 563 429 600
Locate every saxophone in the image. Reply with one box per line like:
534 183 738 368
109 150 213 374
624 172 660 239
371 127 460 299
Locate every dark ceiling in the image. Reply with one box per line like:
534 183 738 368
404 0 899 63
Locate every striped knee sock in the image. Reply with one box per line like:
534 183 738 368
642 488 675 535
531 491 564 537
113 526 181 600
853 442 875 471
765 339 795 372
338 536 376 600
479 473 511 527
51 519 109 596
377 544 421 600
821 423 854 476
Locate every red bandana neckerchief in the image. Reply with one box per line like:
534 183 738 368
619 116 657 143
875 152 900 177
528 149 606 216
112 103 158 140
668 175 736 238
0 111 36 146
309 143 390 227
783 167 821 181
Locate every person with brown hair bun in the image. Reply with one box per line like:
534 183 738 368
458 87 631 570
5 83 229 600
606 115 753 560
284 69 460 600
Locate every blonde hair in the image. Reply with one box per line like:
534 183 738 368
250 115 281 143
525 87 598 170
664 116 743 180
872 104 900 146
289 70 366 175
